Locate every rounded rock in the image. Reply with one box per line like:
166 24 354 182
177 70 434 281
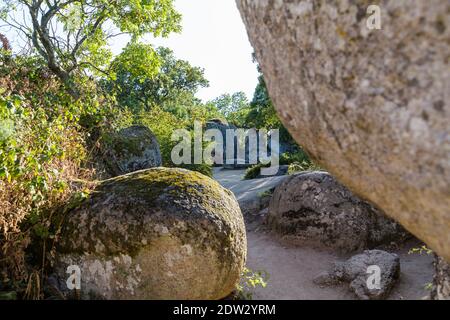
267 171 408 253
54 168 247 300
107 125 162 175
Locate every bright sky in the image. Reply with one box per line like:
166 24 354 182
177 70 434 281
114 0 259 102
4 0 259 103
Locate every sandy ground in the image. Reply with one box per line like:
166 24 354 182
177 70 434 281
213 167 434 300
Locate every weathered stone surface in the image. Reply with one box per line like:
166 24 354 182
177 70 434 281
236 0 450 260
267 171 408 253
54 168 247 300
106 125 162 175
431 255 450 300
314 250 400 300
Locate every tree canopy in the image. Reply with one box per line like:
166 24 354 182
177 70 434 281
0 0 181 98
107 46 209 114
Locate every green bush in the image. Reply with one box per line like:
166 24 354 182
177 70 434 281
279 149 311 165
135 107 213 177
235 267 269 300
244 163 270 180
0 92 90 293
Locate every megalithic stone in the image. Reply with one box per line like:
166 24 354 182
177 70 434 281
236 0 450 260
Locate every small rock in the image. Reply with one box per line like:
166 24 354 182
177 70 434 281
312 271 340 287
315 250 400 300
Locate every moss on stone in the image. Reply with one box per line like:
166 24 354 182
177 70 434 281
57 167 243 261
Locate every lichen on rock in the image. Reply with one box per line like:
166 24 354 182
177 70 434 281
267 171 409 253
53 167 247 300
236 0 450 260
104 125 162 175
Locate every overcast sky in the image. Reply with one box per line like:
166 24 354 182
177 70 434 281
113 0 259 102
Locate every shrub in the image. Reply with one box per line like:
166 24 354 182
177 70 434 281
244 163 270 180
279 149 311 165
137 106 187 166
0 93 90 294
235 267 269 300
136 107 213 176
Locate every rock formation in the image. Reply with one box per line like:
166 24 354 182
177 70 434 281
267 171 408 253
53 168 247 299
236 0 450 260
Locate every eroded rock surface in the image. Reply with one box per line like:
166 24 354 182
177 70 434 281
313 250 400 300
267 171 408 253
53 168 247 300
236 0 450 260
431 255 450 300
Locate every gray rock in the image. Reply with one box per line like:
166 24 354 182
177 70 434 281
431 255 450 300
53 168 247 300
106 125 162 175
267 171 409 253
236 0 450 261
314 250 400 299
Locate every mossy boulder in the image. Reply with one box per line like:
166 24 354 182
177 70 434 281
106 125 162 175
53 168 247 300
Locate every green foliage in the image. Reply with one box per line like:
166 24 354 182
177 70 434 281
0 52 94 295
106 47 209 114
137 106 186 165
134 106 213 177
243 150 319 179
211 91 249 118
279 150 311 165
178 163 212 178
408 245 433 255
212 71 295 144
0 0 182 97
0 93 85 219
236 267 269 300
243 163 269 180
111 42 161 80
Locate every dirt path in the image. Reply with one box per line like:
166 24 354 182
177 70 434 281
214 168 434 300
246 228 433 300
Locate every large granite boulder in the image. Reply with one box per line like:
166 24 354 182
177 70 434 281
236 0 450 260
106 125 162 175
267 171 408 253
53 168 247 300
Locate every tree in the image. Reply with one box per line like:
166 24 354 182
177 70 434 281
0 0 181 98
212 91 249 118
108 46 209 114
